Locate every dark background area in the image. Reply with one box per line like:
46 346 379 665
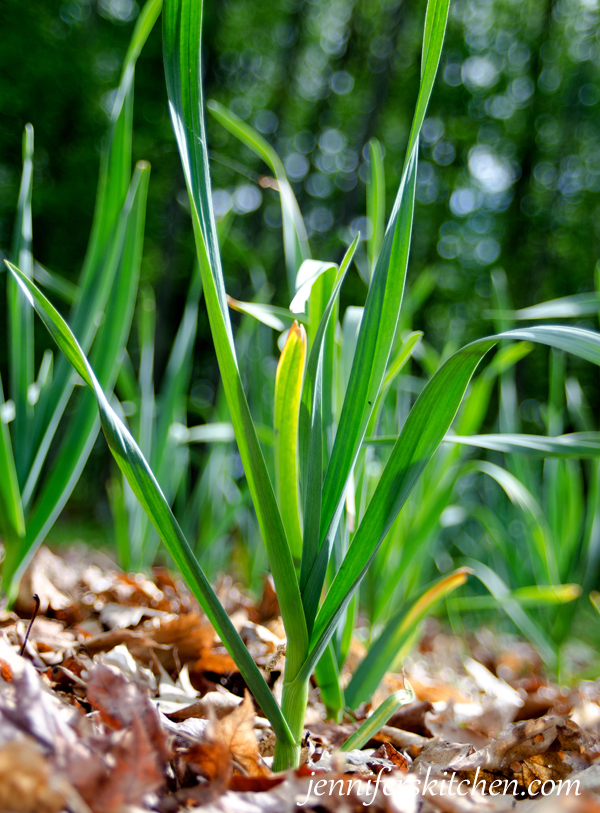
1 0 600 534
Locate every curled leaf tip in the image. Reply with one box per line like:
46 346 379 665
289 319 306 341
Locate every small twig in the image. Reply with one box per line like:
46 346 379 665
19 594 40 657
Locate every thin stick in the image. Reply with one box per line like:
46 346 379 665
19 594 40 657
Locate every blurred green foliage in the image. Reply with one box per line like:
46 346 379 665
2 0 600 542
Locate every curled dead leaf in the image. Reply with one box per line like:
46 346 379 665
371 742 409 773
213 690 270 778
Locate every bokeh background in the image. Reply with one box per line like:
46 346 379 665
2 0 600 545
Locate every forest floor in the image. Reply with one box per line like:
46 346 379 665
2 545 600 813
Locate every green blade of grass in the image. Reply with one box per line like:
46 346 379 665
274 322 307 562
444 432 600 457
139 268 203 569
126 284 157 569
470 460 557 584
0 375 25 553
155 268 202 463
207 100 310 294
2 163 150 597
454 342 533 437
310 153 418 612
177 422 235 442
107 475 131 571
301 325 600 681
8 125 34 483
314 642 344 723
293 260 339 467
22 159 151 510
163 0 307 676
341 307 363 396
485 293 600 321
367 138 385 278
451 584 581 611
4 257 295 749
33 261 79 305
340 685 415 752
291 261 337 323
307 0 451 622
365 331 423 440
138 285 157 462
366 430 600 457
466 561 558 670
345 569 470 710
77 0 162 297
311 0 450 603
227 296 308 329
299 239 359 601
24 0 161 508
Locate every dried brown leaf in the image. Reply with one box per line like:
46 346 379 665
414 741 474 774
449 716 563 772
214 690 269 777
82 628 161 660
371 742 409 773
151 613 215 669
0 654 79 754
99 602 169 630
191 651 238 676
16 547 79 618
248 576 280 624
166 690 243 722
386 700 433 737
91 717 164 813
228 774 286 792
519 751 572 788
0 659 14 682
184 741 232 784
0 741 67 813
408 677 470 705
555 718 599 757
86 664 170 760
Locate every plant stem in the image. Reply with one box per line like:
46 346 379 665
272 674 309 771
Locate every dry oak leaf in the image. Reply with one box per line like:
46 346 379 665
519 751 572 791
15 546 78 617
248 575 280 625
166 742 232 812
0 659 13 683
72 665 170 812
76 715 165 813
449 716 563 772
86 663 171 761
0 651 79 754
371 742 409 773
0 741 68 813
214 690 270 777
228 775 286 793
81 628 161 661
191 650 239 677
387 700 434 737
166 689 244 723
555 718 599 757
407 676 470 705
183 741 233 785
151 613 223 671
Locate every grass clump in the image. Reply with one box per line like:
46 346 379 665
6 0 600 772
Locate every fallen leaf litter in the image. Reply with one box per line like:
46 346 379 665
1 546 600 812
